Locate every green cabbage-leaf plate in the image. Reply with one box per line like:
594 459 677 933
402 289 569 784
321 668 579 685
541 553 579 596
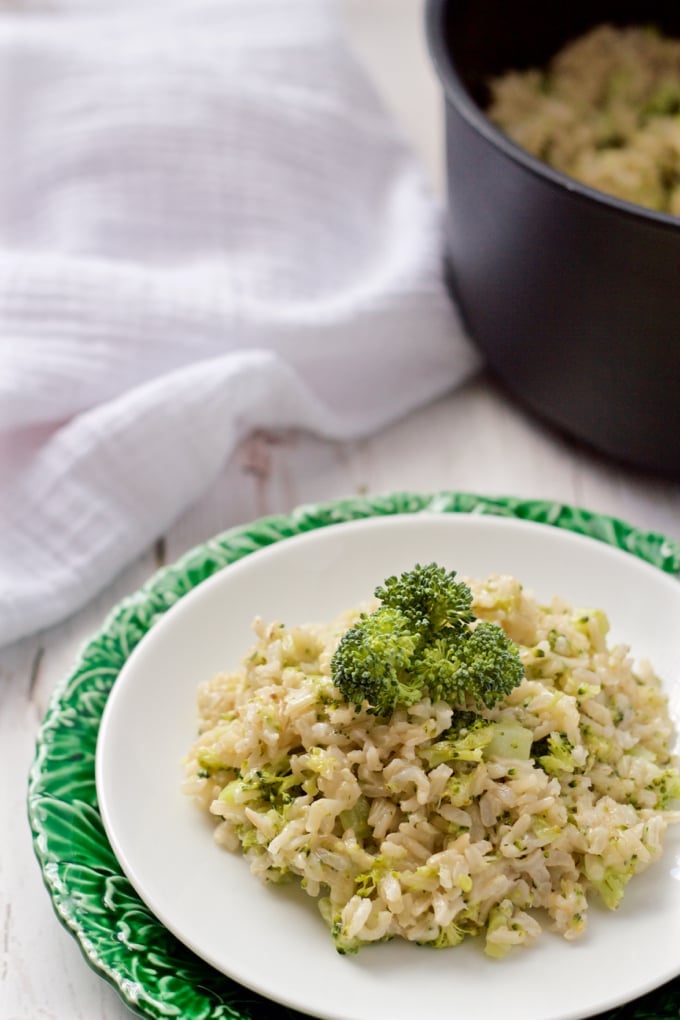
28 492 680 1020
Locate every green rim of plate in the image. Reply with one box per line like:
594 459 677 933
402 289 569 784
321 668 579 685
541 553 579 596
27 491 680 1020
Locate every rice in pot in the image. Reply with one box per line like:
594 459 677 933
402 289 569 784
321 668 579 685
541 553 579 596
487 24 680 216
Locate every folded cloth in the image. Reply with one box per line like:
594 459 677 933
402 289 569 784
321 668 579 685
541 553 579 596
0 0 478 649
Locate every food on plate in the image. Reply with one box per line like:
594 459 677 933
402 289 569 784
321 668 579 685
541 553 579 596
487 24 680 215
182 564 680 956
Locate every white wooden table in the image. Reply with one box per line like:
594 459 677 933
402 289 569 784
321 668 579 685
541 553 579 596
2 3 680 1018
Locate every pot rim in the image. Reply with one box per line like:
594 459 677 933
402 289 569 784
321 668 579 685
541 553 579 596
425 0 680 233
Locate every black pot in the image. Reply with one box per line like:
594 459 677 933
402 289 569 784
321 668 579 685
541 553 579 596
426 0 680 477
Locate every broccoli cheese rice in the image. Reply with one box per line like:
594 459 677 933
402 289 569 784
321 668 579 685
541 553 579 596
182 574 680 956
487 24 680 215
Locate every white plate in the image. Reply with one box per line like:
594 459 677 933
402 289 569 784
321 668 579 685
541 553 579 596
96 513 680 1020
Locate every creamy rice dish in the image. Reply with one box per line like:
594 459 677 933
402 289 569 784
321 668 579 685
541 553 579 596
487 24 680 215
183 571 680 956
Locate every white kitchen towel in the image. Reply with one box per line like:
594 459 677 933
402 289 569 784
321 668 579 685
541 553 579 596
0 0 478 648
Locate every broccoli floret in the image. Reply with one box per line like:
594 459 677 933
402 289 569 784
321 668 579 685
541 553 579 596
330 606 422 716
251 763 303 809
331 564 524 716
330 921 362 956
423 717 495 765
220 761 303 813
375 563 474 634
414 621 524 708
537 732 578 775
